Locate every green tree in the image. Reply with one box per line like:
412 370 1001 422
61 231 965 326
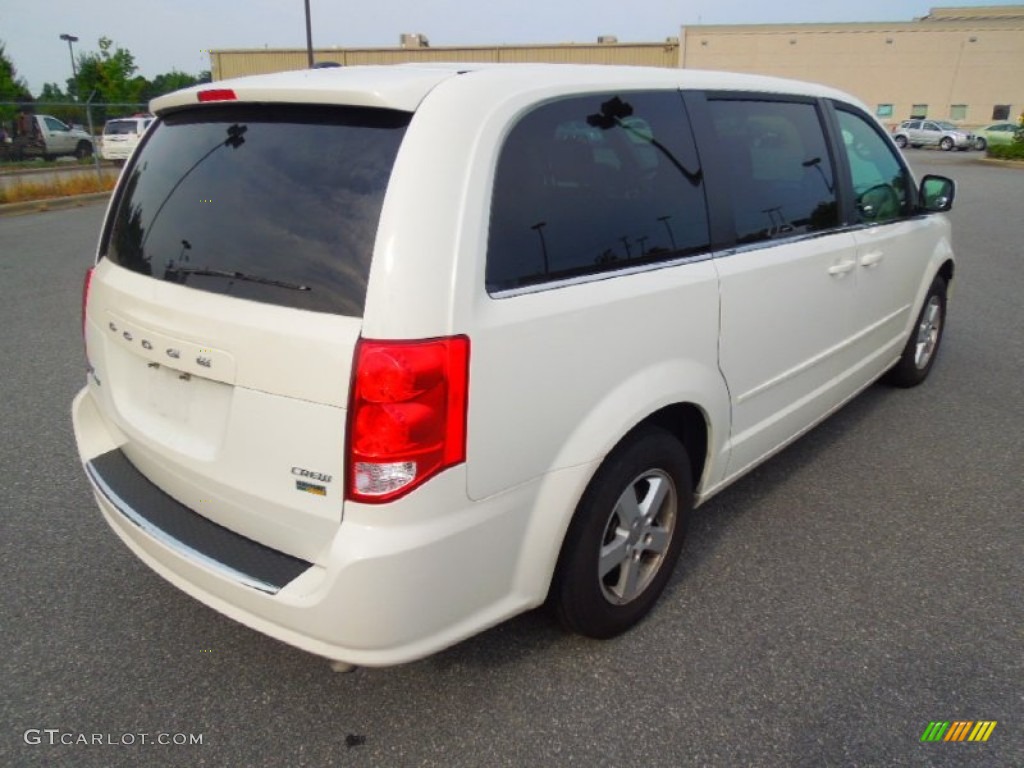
0 41 33 123
142 70 202 103
36 83 78 124
73 37 147 119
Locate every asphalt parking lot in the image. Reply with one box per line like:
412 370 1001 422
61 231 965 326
1 151 1021 767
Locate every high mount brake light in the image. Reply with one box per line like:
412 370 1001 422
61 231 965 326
347 337 470 504
197 89 237 103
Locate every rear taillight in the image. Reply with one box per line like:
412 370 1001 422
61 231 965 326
346 336 470 504
82 266 94 339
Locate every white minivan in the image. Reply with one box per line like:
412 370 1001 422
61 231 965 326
98 114 154 163
73 64 955 667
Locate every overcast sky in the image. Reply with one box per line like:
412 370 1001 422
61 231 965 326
1 0 1012 94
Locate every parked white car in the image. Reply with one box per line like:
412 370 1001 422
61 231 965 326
98 115 154 163
73 64 956 668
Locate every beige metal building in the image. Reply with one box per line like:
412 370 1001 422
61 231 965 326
209 40 679 81
210 5 1023 128
680 6 1024 128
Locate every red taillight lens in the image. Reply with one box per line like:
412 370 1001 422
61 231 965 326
197 88 237 103
347 336 470 503
82 266 94 339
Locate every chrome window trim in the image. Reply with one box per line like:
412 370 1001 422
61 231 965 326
489 251 716 299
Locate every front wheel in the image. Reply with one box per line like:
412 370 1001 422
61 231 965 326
939 137 955 151
894 135 908 149
975 137 987 151
75 141 93 159
550 427 692 638
885 275 947 388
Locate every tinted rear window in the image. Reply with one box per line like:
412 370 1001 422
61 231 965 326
104 120 140 135
102 105 410 316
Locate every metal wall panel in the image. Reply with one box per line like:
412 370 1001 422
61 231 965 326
212 43 680 81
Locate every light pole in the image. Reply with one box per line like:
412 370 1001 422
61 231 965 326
304 0 314 67
59 33 79 98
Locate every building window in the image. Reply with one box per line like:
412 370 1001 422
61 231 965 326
949 104 968 121
992 104 1011 120
876 104 894 118
911 104 928 118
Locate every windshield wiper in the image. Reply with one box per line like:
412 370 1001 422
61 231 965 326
164 266 310 292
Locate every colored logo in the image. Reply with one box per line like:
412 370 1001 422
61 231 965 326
921 721 997 742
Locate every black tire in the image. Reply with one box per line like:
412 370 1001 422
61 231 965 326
550 426 692 638
75 141 93 159
885 275 947 388
894 135 908 149
939 136 954 151
975 137 987 151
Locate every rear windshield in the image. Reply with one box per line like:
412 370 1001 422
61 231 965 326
104 120 141 135
102 105 410 316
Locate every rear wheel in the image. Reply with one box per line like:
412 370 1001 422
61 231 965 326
975 137 987 151
885 275 947 388
939 137 954 151
551 427 691 638
894 135 908 149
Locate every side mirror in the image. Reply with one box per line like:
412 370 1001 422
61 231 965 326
920 175 955 212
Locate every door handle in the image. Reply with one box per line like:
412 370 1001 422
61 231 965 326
828 258 857 276
860 251 884 268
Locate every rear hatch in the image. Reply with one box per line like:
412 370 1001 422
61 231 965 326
84 102 411 562
100 118 143 155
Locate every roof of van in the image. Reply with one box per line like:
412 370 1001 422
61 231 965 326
151 63 862 115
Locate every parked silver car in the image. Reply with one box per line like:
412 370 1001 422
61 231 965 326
892 119 974 151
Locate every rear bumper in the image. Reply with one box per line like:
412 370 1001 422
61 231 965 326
72 387 591 666
99 144 133 160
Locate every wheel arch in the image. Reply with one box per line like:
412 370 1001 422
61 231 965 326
626 403 708 498
533 397 713 606
938 258 954 285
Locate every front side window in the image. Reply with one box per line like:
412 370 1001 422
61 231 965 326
707 98 838 245
44 116 68 132
837 109 913 224
486 91 709 293
103 105 410 317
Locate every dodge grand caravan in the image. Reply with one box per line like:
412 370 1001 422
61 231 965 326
73 64 955 667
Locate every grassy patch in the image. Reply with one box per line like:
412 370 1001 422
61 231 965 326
0 172 116 205
988 143 1024 161
0 157 105 172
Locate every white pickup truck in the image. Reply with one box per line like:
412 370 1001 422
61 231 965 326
2 113 95 161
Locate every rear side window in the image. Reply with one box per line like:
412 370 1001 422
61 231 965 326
707 99 838 245
103 105 410 317
487 91 709 293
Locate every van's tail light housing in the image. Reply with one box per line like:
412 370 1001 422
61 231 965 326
346 336 470 503
82 266 94 339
